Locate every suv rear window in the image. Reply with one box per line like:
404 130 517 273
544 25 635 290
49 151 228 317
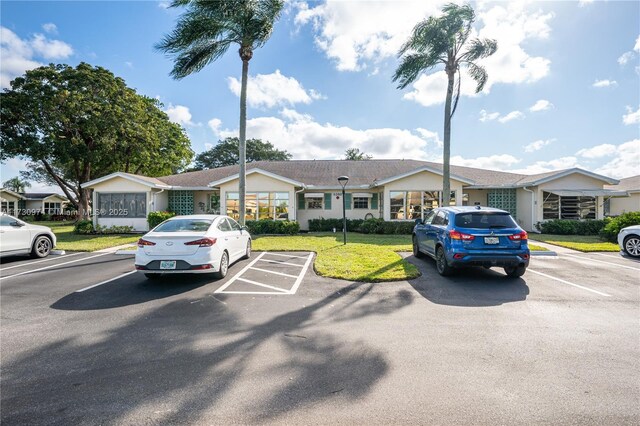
154 219 213 232
454 212 517 229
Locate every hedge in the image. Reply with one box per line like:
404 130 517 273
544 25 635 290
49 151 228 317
535 219 608 235
308 218 364 232
308 218 415 235
245 220 299 235
599 211 640 242
147 211 176 229
74 219 94 234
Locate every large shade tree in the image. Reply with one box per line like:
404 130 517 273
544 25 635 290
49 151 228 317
0 63 193 218
156 0 284 225
193 137 291 170
2 176 31 193
393 3 497 204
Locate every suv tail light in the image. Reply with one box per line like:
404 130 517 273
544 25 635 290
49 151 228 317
508 231 528 241
137 238 156 247
184 237 217 247
449 230 475 241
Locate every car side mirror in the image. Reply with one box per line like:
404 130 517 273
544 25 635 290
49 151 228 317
414 218 423 226
10 221 25 227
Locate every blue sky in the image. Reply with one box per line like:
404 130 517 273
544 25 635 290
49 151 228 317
1 0 639 192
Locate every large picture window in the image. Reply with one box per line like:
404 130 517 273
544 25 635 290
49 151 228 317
542 191 596 220
44 202 62 214
390 190 456 220
226 192 289 221
97 193 146 218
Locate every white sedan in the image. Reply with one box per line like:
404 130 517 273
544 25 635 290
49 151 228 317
618 225 640 258
0 214 57 258
135 215 251 280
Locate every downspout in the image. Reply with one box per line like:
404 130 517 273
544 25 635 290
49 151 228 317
523 186 539 233
294 187 305 223
153 188 166 212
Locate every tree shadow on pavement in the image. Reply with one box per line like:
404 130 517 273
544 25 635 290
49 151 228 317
404 255 530 307
3 281 414 425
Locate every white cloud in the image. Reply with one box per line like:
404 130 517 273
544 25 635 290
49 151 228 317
125 61 133 68
576 144 617 159
529 99 553 112
635 35 640 52
208 118 222 136
592 79 617 88
0 26 73 88
594 139 640 179
164 104 194 126
218 110 434 160
622 106 640 125
450 154 521 171
578 0 594 7
507 157 582 175
498 110 525 123
479 110 500 122
158 2 170 9
227 70 324 109
415 128 443 148
42 23 57 34
618 51 634 66
524 139 554 153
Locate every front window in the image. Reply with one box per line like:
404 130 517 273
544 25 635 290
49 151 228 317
44 202 62 214
226 192 290 221
542 192 595 220
97 193 146 218
154 218 212 232
390 190 457 220
307 197 323 209
353 197 369 209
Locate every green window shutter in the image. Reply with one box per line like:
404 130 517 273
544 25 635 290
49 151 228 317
371 193 378 210
298 193 305 210
324 193 332 210
345 193 352 210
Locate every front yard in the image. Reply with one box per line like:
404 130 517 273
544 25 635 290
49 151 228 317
36 221 140 252
530 234 619 252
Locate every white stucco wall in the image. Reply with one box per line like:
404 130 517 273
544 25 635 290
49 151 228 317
464 189 486 206
89 177 154 232
297 190 381 230
0 191 22 203
609 193 640 215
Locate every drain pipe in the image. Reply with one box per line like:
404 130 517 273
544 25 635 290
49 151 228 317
153 188 166 212
294 187 305 223
523 186 538 233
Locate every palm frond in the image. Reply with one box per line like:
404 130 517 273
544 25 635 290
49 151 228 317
462 38 498 62
392 52 443 89
169 40 232 79
467 62 488 93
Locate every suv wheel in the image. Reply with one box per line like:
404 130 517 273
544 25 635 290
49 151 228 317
504 265 526 278
412 236 424 259
435 246 453 276
623 235 640 258
31 236 52 258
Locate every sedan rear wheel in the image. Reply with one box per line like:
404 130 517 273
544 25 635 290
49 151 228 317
31 236 52 258
243 240 252 260
623 235 640 258
435 246 453 276
214 251 229 279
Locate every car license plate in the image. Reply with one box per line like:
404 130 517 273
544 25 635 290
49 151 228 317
160 260 176 270
484 237 500 245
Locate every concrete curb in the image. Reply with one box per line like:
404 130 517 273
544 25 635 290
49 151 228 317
530 250 557 257
114 250 136 255
51 250 66 256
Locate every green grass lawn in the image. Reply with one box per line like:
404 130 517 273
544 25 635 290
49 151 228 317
33 221 140 252
530 234 619 252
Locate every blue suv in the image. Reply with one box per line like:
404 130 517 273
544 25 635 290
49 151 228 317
412 206 530 277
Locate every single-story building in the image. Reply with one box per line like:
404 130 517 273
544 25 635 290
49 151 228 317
80 160 636 232
605 175 640 215
0 190 68 215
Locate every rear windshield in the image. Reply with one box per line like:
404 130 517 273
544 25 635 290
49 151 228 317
154 219 213 232
454 212 517 229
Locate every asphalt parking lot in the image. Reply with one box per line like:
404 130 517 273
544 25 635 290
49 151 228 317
1 249 638 425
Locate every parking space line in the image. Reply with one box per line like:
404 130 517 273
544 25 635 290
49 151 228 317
528 269 611 297
561 253 640 271
289 252 314 295
76 270 137 292
214 252 267 294
0 252 110 281
263 252 308 259
0 252 84 271
258 259 304 267
249 266 298 278
235 277 290 293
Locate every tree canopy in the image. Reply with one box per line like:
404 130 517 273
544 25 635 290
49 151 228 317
0 62 193 217
344 148 372 161
2 176 31 193
193 137 291 170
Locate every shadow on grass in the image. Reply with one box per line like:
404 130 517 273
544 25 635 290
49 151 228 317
4 281 414 424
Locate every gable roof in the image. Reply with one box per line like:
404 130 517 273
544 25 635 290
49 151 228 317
22 193 68 201
208 168 305 187
514 168 619 186
605 175 640 193
0 188 26 200
81 172 171 189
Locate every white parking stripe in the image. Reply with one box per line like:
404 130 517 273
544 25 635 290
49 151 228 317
0 252 110 281
235 277 290 293
249 266 299 278
0 252 83 271
562 253 640 271
258 259 304 267
214 252 267 294
263 252 308 259
528 269 611 297
76 270 137 292
289 252 314 295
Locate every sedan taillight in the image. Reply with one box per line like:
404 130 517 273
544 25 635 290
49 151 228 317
137 238 156 247
449 230 475 241
184 237 217 247
508 231 528 241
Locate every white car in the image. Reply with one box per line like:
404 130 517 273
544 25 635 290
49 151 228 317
0 214 57 258
135 215 251 280
618 225 640 258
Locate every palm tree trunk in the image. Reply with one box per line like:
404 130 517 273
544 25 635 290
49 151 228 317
442 71 454 207
238 58 249 226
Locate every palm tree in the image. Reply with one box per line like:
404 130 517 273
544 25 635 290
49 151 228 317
393 3 497 206
156 0 284 225
3 176 31 193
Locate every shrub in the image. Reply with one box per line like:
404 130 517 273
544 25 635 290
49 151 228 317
358 218 385 234
599 211 640 242
95 224 135 234
147 211 176 229
245 220 300 235
74 219 94 234
308 218 363 232
535 219 607 235
308 217 415 235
